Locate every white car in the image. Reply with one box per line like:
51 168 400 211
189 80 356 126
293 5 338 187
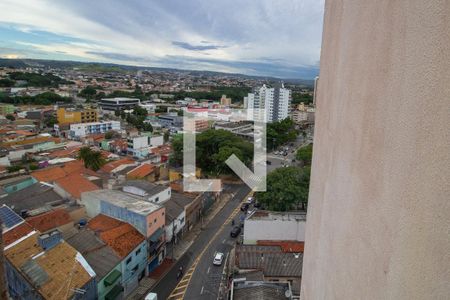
213 252 224 266
246 197 254 204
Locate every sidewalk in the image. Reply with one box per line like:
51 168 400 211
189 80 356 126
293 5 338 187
126 191 234 299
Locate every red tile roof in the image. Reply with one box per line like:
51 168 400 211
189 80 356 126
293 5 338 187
31 166 67 182
55 173 100 199
100 158 135 173
3 222 34 246
256 240 305 253
48 146 81 159
127 164 155 179
31 160 97 182
88 214 144 258
26 209 72 233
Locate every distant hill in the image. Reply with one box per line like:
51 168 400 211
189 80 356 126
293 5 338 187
0 58 315 87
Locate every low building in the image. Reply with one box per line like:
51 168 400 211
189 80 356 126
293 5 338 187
99 98 140 112
25 208 73 234
157 114 183 128
66 229 123 300
86 214 147 297
126 164 157 182
69 121 121 138
122 180 171 204
231 281 293 300
80 190 166 272
4 230 97 299
234 244 303 295
243 211 306 244
0 175 37 195
57 107 98 124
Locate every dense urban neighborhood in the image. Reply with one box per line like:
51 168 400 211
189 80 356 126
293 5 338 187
0 61 315 300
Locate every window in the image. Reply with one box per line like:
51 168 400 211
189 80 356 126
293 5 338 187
135 248 141 256
154 218 157 223
126 257 132 264
155 197 159 202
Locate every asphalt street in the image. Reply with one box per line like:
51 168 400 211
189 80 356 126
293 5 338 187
151 184 250 300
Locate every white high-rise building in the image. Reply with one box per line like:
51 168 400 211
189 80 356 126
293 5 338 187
244 83 291 123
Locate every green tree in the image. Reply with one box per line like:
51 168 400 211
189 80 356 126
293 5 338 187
255 166 311 211
77 147 106 171
78 86 97 100
44 115 57 128
142 122 153 132
267 118 298 150
296 144 313 166
163 131 170 143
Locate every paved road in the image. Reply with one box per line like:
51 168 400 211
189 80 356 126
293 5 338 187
151 184 250 300
182 200 249 300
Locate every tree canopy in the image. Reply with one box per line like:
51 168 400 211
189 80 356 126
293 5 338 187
77 147 106 171
171 129 253 175
296 143 313 166
267 118 298 150
255 166 310 211
0 92 72 105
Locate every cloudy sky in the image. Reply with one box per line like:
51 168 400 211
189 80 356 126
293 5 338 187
0 0 324 79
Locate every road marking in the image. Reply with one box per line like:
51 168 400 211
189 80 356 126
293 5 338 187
207 267 210 274
200 286 204 295
168 188 253 300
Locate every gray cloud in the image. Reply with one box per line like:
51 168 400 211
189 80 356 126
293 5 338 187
172 41 227 51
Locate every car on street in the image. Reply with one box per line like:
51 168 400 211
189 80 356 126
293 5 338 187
241 203 249 211
213 252 224 266
230 226 241 238
246 197 254 204
266 160 272 165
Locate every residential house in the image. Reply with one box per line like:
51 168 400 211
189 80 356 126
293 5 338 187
4 230 97 299
80 190 166 272
125 164 157 182
86 214 147 297
0 175 37 195
230 281 293 300
54 172 101 201
66 230 123 300
26 209 73 235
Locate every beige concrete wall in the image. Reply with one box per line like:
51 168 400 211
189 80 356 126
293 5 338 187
301 1 450 299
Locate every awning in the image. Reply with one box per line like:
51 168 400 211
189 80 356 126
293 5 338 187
105 284 123 300
149 228 163 243
104 269 121 287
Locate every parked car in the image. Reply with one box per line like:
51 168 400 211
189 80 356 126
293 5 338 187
230 226 241 238
246 197 254 204
266 160 272 165
213 252 224 266
241 203 250 211
254 202 261 208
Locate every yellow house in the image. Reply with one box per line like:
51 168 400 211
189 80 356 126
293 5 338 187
57 107 98 124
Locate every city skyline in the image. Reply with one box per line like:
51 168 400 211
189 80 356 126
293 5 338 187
0 0 324 79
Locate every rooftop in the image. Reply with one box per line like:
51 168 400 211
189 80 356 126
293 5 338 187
26 209 72 233
233 281 291 300
4 231 95 299
66 229 121 279
126 164 155 178
100 157 135 173
123 180 168 195
87 214 145 258
83 189 162 215
162 198 184 224
0 182 66 214
248 211 307 222
55 173 100 199
235 245 303 278
3 222 34 246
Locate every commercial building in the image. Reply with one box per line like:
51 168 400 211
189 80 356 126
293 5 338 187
56 107 98 124
127 134 163 158
220 94 232 106
99 98 140 112
69 121 121 138
301 1 450 299
245 83 291 123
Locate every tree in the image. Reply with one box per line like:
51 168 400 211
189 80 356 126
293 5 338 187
142 122 153 132
77 146 106 171
267 118 298 150
255 166 311 211
105 130 120 139
44 115 57 128
78 86 97 100
163 131 170 143
5 114 15 121
296 144 313 166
